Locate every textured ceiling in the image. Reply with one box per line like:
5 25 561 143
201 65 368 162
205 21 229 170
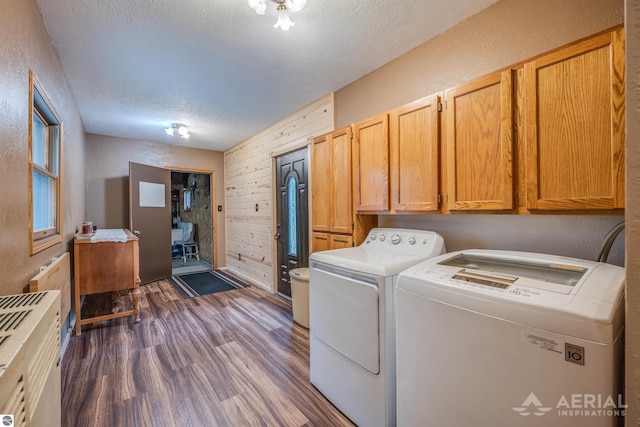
36 0 499 151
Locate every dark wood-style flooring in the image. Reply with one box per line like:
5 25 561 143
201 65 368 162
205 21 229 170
62 279 355 427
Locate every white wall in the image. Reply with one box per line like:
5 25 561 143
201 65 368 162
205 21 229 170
224 95 333 290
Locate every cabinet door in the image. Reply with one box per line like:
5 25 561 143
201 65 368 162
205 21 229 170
525 29 625 210
354 113 390 212
311 232 331 253
330 128 353 234
330 234 353 249
311 134 331 231
390 95 440 212
445 70 514 210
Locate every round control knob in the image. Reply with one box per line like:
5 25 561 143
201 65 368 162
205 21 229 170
370 234 377 240
379 234 386 241
408 236 416 245
391 234 401 245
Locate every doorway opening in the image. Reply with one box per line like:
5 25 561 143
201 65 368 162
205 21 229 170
275 147 309 298
171 170 215 275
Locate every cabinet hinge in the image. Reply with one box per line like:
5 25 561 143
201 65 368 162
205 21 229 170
437 102 443 112
352 222 355 230
350 131 354 139
437 194 442 204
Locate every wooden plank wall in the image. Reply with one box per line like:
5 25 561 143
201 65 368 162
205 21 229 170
224 94 334 290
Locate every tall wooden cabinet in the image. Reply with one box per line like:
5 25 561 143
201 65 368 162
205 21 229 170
524 28 625 210
311 127 376 252
311 127 353 233
389 95 441 212
444 69 514 211
310 132 332 232
353 113 390 212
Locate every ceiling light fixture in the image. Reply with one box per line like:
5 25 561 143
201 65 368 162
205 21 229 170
248 0 306 31
165 123 190 139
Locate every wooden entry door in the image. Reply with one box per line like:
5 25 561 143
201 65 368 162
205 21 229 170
129 162 172 283
275 148 309 297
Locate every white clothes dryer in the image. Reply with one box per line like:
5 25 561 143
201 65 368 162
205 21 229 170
309 228 445 427
395 249 625 427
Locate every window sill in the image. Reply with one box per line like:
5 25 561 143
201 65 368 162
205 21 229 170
31 234 62 255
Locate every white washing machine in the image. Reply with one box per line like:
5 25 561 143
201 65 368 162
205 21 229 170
309 228 445 427
395 249 625 427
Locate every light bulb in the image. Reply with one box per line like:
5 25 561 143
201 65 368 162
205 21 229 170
274 5 294 31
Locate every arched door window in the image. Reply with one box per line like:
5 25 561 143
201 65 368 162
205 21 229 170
287 175 298 256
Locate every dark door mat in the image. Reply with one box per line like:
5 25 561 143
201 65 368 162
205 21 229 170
169 270 248 298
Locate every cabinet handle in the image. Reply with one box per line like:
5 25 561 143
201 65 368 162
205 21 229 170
133 230 141 235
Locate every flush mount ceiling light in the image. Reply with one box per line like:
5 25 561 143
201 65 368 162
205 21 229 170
248 0 306 31
165 123 190 139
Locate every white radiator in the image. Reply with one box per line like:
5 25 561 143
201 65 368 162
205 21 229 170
0 291 61 427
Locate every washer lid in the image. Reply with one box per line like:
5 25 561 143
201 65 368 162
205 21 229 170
310 247 433 276
439 252 588 294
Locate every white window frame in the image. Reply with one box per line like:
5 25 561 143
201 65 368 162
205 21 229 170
29 69 63 254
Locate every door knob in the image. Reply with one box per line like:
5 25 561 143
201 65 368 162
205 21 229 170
133 230 141 235
274 232 281 240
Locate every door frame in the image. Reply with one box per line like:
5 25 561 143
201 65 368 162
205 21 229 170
271 141 312 294
167 166 218 269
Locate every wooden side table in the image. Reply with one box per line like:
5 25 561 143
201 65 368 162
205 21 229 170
73 229 141 335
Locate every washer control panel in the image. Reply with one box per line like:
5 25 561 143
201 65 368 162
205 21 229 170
412 268 574 305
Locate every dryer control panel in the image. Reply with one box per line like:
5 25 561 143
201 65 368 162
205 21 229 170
363 228 446 257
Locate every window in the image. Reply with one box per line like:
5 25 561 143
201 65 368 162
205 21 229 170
29 69 63 254
287 175 298 256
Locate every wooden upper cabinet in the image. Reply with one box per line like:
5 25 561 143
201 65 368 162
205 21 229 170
444 69 514 210
354 113 390 212
311 133 331 232
525 29 625 210
311 126 353 234
390 95 440 212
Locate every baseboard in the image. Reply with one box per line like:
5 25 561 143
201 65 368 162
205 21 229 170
219 267 271 292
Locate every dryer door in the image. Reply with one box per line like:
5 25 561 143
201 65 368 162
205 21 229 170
310 263 380 374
